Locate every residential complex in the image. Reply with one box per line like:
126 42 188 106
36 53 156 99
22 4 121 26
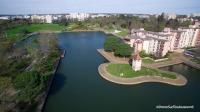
125 26 200 58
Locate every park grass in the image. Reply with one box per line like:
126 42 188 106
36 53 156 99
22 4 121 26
142 58 155 64
6 24 66 37
4 24 66 41
106 64 177 79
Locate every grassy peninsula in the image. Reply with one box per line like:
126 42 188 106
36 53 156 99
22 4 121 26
107 64 177 79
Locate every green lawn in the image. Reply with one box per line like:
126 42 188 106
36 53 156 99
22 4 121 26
142 58 155 64
6 24 66 36
106 64 177 79
4 24 66 41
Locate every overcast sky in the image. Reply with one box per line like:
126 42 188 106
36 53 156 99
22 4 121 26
0 0 200 14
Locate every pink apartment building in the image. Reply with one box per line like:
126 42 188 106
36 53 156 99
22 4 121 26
125 26 200 58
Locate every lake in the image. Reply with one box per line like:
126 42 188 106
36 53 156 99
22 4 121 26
43 32 200 112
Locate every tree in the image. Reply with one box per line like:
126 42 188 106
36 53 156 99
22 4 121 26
166 19 179 29
179 20 192 27
139 50 149 58
158 13 165 23
104 37 120 52
114 43 132 57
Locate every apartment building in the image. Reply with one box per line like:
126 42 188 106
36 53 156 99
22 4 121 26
65 13 90 21
125 26 200 58
31 15 52 23
126 29 170 57
194 29 200 46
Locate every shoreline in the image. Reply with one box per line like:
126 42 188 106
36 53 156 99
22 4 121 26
98 63 187 86
37 51 62 112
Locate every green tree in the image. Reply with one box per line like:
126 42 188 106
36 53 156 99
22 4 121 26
114 43 132 57
104 36 120 52
166 19 179 29
179 20 192 27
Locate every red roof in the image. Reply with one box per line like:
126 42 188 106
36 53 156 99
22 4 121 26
133 53 141 60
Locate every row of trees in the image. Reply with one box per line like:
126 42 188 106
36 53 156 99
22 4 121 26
104 36 132 57
56 14 193 32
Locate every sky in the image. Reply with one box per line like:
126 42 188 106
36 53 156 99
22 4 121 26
0 0 200 14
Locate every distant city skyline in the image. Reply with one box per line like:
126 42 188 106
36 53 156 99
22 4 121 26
0 0 200 15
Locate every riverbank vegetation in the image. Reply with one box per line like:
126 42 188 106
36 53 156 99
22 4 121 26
106 64 177 79
0 26 60 112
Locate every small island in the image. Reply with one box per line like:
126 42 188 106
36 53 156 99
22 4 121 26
98 37 187 86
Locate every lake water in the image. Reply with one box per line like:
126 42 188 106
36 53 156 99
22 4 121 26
43 32 200 112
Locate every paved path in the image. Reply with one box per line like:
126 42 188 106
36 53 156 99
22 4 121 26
144 59 183 69
98 63 187 86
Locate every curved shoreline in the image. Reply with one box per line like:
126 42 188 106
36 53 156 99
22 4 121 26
98 63 187 86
